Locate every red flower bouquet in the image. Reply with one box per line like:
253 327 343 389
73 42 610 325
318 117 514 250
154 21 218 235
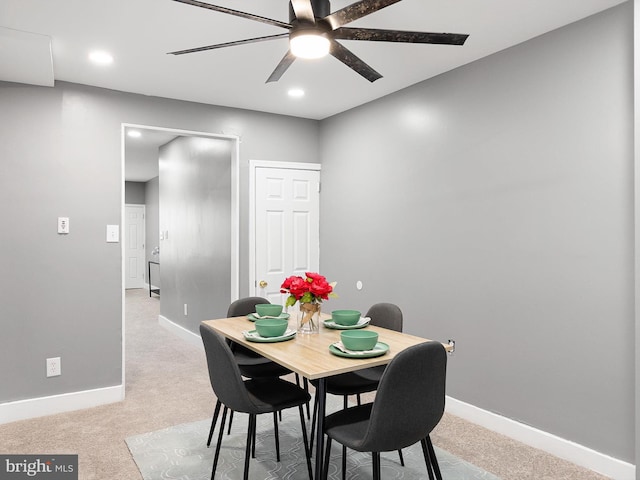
280 272 336 307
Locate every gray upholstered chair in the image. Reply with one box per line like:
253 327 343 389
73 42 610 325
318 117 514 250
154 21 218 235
310 303 404 459
226 297 292 378
200 323 313 480
322 341 447 480
206 297 294 447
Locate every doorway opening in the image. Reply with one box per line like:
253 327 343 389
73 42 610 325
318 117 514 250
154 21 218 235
121 123 239 390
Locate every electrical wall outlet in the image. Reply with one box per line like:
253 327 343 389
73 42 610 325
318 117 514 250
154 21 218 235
184 303 188 316
46 357 61 377
57 217 69 234
447 339 456 354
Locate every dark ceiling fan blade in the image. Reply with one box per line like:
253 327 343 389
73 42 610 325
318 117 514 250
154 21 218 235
172 0 291 29
329 40 382 82
324 0 402 30
168 33 289 55
290 0 316 24
332 27 469 45
266 51 297 83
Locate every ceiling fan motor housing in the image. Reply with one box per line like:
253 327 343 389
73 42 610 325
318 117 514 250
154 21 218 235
289 0 331 22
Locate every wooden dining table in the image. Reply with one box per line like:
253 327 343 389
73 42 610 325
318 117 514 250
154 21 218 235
202 314 451 479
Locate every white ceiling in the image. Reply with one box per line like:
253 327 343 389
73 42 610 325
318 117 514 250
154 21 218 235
124 127 179 182
0 0 626 120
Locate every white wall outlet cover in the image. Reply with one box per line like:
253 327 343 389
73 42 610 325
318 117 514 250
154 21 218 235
46 357 61 377
106 225 119 243
57 217 69 234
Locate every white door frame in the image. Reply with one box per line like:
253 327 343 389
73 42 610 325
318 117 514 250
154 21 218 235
249 160 321 296
121 123 240 390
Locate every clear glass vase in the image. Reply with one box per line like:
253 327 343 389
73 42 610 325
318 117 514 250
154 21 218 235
298 302 321 334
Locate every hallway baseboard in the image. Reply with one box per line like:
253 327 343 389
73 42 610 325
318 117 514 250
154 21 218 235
158 315 201 348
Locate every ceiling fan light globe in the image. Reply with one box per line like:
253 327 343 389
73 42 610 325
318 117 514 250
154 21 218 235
290 34 330 59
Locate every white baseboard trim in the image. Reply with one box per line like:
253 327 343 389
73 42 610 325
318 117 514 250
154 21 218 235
158 315 202 348
445 396 635 480
0 385 124 425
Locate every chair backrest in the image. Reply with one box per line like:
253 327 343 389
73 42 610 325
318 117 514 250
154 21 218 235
199 323 258 414
225 297 270 355
366 303 403 332
227 297 270 317
360 341 447 452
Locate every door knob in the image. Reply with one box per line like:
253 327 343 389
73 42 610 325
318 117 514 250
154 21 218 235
259 280 268 288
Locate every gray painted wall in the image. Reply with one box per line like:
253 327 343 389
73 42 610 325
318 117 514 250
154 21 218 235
159 136 232 331
125 181 145 204
145 176 160 288
0 80 319 404
0 3 635 469
319 3 633 462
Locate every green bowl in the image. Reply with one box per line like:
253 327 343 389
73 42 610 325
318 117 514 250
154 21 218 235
255 318 288 338
331 309 361 326
340 330 378 351
255 304 284 317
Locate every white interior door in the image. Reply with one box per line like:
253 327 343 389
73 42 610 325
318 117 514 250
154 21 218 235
125 204 145 289
254 165 320 307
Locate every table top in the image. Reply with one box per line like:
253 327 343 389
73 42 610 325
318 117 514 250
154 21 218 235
202 314 451 380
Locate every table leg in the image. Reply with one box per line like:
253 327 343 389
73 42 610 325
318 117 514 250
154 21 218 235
315 378 326 480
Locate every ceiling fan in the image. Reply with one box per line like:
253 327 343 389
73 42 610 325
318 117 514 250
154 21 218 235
169 0 469 83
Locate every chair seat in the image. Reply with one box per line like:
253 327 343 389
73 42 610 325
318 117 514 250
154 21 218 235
351 365 385 383
311 371 379 396
324 404 373 452
245 378 311 414
233 344 292 378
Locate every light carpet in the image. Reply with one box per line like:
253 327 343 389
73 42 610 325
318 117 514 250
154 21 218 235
126 407 501 480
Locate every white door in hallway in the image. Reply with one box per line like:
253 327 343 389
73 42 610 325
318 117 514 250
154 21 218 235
254 165 320 306
125 204 145 289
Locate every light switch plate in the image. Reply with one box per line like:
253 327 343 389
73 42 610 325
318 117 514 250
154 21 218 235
106 225 119 243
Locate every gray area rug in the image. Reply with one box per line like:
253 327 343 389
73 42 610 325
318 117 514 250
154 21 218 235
126 405 501 480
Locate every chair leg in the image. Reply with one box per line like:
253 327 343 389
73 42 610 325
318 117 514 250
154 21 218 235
372 452 381 480
341 445 347 480
398 448 405 466
343 395 348 409
426 436 443 480
273 411 281 462
212 407 228 480
243 415 255 480
421 438 435 480
357 393 362 406
252 417 257 458
310 392 318 453
228 410 234 434
303 377 311 419
323 437 333 480
295 374 308 418
298 405 313 480
207 399 222 447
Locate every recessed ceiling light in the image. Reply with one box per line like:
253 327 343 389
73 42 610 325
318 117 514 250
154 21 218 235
89 50 114 65
127 130 141 138
288 88 305 98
